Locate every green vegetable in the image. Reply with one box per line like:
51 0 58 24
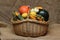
12 11 17 21
15 11 24 20
17 14 24 20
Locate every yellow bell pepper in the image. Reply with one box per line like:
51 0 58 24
15 12 19 16
30 11 37 17
22 13 28 18
30 15 36 20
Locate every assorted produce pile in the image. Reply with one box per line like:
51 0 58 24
12 5 49 22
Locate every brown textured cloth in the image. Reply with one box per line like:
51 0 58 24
0 23 60 40
0 0 60 24
0 0 60 40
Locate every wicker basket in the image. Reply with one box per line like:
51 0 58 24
11 19 48 37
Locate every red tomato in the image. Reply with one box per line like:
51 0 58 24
19 5 30 14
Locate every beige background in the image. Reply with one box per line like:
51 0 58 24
0 0 60 40
0 0 60 24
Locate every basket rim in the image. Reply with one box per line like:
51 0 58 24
11 18 49 25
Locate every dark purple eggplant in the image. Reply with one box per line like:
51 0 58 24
37 9 49 21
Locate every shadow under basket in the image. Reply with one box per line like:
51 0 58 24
11 19 49 37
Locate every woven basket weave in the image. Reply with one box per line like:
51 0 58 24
11 19 48 37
